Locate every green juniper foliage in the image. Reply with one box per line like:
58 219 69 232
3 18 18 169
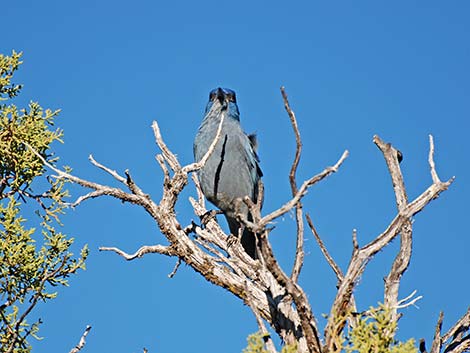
243 304 417 353
243 333 297 353
0 51 88 353
345 305 417 353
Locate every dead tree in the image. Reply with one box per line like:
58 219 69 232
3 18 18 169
28 87 467 353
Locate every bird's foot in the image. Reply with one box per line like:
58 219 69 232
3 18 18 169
200 209 221 227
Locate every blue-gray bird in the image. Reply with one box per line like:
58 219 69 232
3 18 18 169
194 88 263 259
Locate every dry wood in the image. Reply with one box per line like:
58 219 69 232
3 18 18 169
23 89 464 353
68 325 91 353
280 86 305 283
324 135 454 353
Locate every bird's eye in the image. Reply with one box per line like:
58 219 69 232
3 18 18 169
227 93 236 103
209 92 216 101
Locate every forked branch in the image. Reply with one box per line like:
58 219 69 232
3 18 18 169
324 135 454 352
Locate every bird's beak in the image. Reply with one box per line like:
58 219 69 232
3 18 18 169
216 87 225 105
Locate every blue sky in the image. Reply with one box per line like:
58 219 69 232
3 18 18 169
3 1 469 352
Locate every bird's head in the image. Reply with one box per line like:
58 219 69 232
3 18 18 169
204 87 240 120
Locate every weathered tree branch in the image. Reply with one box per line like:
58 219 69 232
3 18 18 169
280 86 305 283
245 280 277 353
395 290 422 309
306 213 343 282
254 150 348 232
68 325 92 353
373 135 412 323
23 90 459 353
99 245 177 260
427 308 470 353
324 135 454 352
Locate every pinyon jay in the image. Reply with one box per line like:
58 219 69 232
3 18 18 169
194 88 263 258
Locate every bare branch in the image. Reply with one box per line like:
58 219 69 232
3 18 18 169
68 325 92 353
156 154 170 186
258 150 349 230
21 87 456 353
443 308 470 343
373 135 408 210
125 169 147 196
280 87 302 189
280 86 305 283
291 206 305 282
245 281 277 353
352 228 359 251
396 290 423 309
182 111 225 174
429 135 441 184
191 173 205 204
325 135 454 352
445 338 470 353
431 312 445 353
374 135 412 322
151 121 181 171
89 154 127 184
168 258 181 278
306 213 343 281
24 142 147 207
258 230 321 353
193 236 228 261
69 190 108 208
426 308 470 353
383 219 412 314
99 245 176 260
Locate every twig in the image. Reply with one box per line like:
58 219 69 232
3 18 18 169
280 87 302 187
281 87 305 282
191 173 205 204
280 86 305 283
125 169 146 196
429 135 441 184
168 258 181 278
69 325 92 353
151 121 181 171
69 190 108 208
89 154 126 184
373 135 408 210
352 229 359 251
99 245 176 260
182 111 225 173
396 290 423 309
257 150 349 230
23 142 147 207
306 213 343 281
156 154 170 186
431 312 444 353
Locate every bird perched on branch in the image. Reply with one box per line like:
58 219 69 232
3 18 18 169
194 88 263 259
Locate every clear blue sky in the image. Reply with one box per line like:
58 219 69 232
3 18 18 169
3 1 469 352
